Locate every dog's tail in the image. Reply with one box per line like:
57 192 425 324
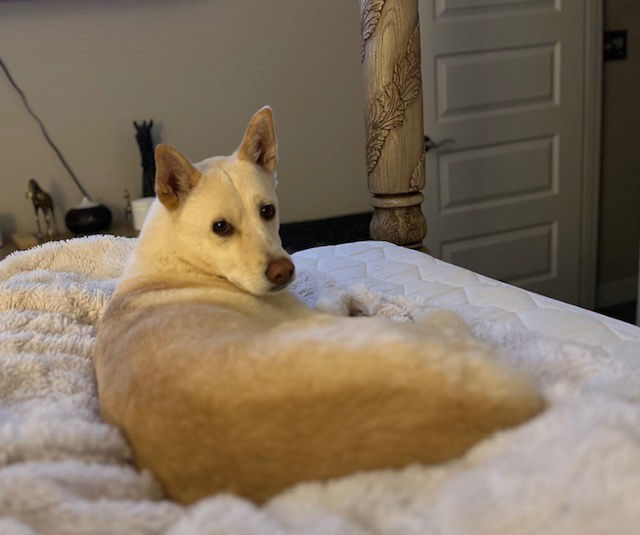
114 316 544 504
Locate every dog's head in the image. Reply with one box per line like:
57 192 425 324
153 106 294 295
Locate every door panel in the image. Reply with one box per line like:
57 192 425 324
435 0 558 19
438 135 558 212
441 222 557 285
420 0 585 304
436 44 558 119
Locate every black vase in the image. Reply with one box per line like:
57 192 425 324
65 197 112 234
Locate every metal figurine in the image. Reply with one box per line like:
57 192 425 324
134 120 156 198
124 188 133 226
26 178 57 241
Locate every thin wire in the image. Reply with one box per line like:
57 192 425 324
0 55 92 200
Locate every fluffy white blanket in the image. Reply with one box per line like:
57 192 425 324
1 236 639 535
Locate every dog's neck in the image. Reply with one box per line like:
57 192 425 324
117 202 234 295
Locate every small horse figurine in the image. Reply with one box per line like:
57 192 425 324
26 178 57 241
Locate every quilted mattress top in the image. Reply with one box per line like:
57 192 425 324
292 241 640 354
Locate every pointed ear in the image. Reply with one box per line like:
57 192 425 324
237 106 277 175
155 144 201 210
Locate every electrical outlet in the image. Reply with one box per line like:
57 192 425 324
604 30 627 61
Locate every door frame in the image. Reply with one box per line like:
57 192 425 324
579 0 603 309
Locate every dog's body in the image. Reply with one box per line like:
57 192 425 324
94 108 543 504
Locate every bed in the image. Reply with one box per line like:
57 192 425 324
1 1 640 533
1 237 639 534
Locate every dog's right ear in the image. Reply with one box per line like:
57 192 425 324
155 144 201 210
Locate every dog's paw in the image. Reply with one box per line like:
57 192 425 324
315 287 353 316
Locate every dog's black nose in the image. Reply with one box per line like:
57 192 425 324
266 258 295 286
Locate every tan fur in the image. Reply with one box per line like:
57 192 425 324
93 107 544 504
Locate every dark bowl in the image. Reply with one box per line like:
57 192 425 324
65 204 112 234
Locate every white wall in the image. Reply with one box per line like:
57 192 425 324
0 0 370 236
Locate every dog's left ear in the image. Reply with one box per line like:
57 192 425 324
237 106 277 175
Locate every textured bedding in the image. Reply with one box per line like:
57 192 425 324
1 237 639 534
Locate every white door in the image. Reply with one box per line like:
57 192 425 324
420 0 588 305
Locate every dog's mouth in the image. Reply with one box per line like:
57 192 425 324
269 282 289 292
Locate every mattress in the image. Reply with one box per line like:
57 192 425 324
292 241 640 354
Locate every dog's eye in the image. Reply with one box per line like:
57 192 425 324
212 219 234 237
260 204 276 220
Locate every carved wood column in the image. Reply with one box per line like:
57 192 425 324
359 0 427 249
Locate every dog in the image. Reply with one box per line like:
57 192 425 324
93 106 544 504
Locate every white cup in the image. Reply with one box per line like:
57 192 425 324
131 197 155 231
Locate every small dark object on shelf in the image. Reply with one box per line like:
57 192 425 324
65 198 112 235
134 120 156 198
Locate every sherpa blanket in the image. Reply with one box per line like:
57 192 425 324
1 236 640 535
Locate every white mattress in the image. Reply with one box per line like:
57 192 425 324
292 241 640 354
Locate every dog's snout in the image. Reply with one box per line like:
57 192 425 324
266 258 295 286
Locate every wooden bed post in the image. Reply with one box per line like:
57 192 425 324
359 0 427 249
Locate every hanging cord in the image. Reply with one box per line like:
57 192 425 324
0 54 92 200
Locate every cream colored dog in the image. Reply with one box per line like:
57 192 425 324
93 107 544 504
